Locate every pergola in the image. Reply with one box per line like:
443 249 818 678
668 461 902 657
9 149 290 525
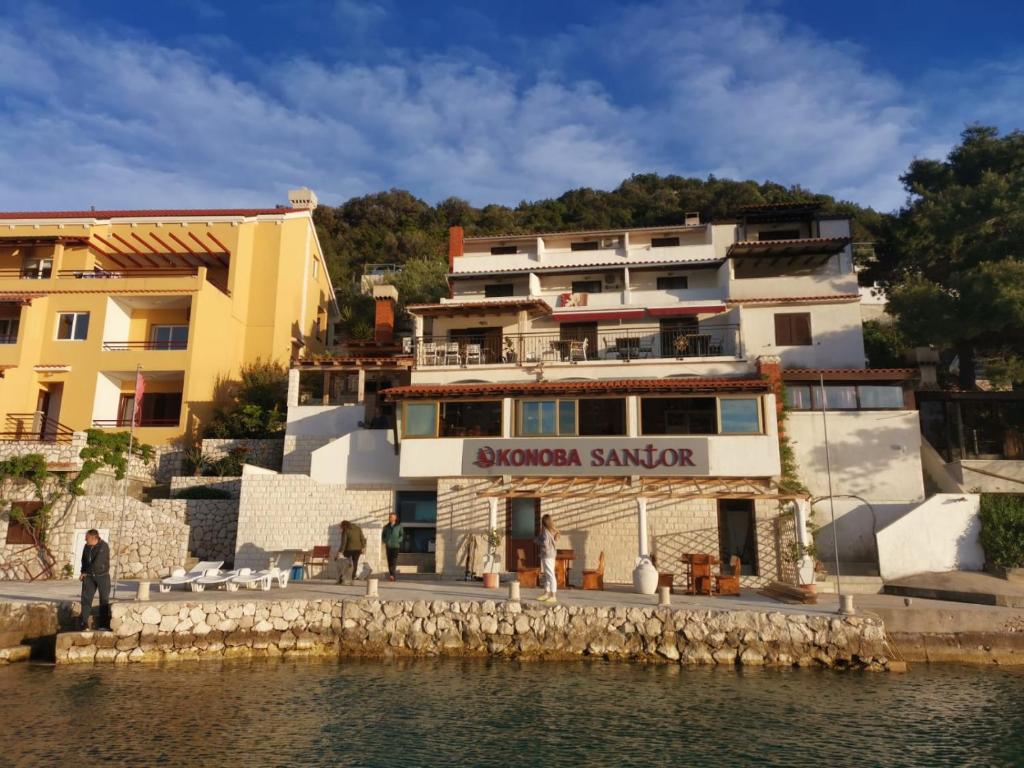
294 356 413 405
88 231 231 271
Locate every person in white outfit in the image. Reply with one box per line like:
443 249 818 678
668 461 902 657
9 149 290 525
537 514 559 603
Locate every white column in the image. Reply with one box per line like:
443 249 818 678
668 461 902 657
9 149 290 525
794 499 815 585
356 368 366 404
488 497 499 534
636 496 649 558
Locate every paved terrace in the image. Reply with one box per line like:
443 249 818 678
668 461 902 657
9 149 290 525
2 577 1021 634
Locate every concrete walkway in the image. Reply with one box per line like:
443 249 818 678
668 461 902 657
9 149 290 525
885 570 1024 609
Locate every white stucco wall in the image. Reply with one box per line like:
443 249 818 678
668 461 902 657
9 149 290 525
738 302 865 368
285 404 364 436
309 429 400 486
788 410 925 563
876 494 983 580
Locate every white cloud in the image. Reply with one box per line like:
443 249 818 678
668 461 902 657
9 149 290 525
0 1 1019 212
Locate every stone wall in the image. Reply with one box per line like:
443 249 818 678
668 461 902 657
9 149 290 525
281 435 332 475
55 595 890 669
234 473 390 573
0 493 188 580
153 498 239 563
0 432 88 467
435 478 797 588
170 477 242 498
201 439 284 472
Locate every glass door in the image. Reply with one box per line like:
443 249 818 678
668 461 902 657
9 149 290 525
506 498 540 569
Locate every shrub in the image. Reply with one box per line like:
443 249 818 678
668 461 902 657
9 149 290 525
979 494 1024 568
173 486 233 500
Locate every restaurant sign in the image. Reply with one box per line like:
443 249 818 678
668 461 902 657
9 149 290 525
461 438 709 477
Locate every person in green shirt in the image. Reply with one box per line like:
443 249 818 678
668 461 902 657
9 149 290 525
336 520 366 585
381 512 404 582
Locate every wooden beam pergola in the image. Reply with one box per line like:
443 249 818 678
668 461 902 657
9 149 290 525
476 475 806 501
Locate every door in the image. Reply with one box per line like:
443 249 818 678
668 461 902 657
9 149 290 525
506 498 540 569
717 499 758 576
559 322 597 360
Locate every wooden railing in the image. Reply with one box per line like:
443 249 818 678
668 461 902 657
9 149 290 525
92 418 180 428
0 413 76 443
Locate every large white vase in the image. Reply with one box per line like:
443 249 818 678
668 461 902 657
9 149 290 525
632 557 659 595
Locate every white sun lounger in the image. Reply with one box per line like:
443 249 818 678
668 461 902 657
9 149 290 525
191 568 240 592
228 567 272 592
249 552 299 589
158 561 225 592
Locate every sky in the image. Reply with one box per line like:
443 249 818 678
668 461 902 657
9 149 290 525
1 0 1022 213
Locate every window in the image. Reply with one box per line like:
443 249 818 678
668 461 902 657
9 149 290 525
150 325 188 350
785 383 905 411
720 398 761 433
120 392 183 426
774 313 812 346
758 229 802 241
656 275 689 290
570 240 600 251
641 397 717 435
21 257 52 279
484 283 515 298
571 280 602 294
0 317 18 343
403 402 438 438
519 399 576 436
490 245 518 255
4 501 41 545
578 398 626 436
395 491 437 554
56 312 89 340
440 401 502 437
651 236 681 248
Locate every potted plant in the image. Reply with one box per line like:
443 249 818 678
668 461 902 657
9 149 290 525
481 527 503 588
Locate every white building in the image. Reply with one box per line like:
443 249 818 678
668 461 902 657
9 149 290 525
237 202 927 588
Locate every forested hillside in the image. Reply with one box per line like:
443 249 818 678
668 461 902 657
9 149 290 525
313 173 886 336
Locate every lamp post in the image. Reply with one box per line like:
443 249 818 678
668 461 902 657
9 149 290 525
818 374 851 615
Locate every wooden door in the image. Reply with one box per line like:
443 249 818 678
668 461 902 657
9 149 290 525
506 498 540 569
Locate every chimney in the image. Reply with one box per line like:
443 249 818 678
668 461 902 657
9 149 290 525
448 226 464 271
755 355 784 422
911 346 939 388
288 187 318 210
684 211 700 226
373 284 398 345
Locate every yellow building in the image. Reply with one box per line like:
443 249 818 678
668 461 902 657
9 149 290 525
0 188 337 445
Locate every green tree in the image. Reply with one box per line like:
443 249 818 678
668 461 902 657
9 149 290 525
203 360 289 439
883 126 1024 388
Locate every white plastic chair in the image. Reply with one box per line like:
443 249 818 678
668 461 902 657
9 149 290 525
443 341 461 365
464 343 483 365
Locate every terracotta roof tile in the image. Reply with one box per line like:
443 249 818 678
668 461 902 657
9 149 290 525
726 294 860 305
383 376 769 400
782 368 916 381
450 257 722 277
407 298 552 315
0 208 304 220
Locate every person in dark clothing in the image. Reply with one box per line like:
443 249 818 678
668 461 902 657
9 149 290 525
336 520 367 585
80 529 111 631
381 512 404 582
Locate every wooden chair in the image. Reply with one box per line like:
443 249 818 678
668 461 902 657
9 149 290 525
515 547 540 588
581 551 605 590
303 545 331 579
715 555 742 596
682 553 714 595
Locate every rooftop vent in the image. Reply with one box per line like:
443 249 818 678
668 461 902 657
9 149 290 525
684 211 700 226
288 187 318 210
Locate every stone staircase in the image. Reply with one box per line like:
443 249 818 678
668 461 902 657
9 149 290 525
816 561 884 595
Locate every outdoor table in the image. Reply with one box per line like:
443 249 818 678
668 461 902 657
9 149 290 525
556 549 575 589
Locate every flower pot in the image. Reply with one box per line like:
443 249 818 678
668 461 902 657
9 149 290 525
632 557 659 595
482 572 500 589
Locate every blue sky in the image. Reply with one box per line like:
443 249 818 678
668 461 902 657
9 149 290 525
1 0 1022 212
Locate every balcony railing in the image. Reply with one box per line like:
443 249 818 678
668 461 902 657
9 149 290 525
0 268 51 279
57 268 200 279
102 340 188 351
92 418 180 428
0 333 18 344
414 325 741 367
0 413 75 443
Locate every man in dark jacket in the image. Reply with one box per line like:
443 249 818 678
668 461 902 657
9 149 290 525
80 529 111 631
336 520 367 585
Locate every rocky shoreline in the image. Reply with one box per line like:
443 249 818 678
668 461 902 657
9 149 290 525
52 596 892 669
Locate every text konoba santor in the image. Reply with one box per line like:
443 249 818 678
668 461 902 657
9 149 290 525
472 444 696 470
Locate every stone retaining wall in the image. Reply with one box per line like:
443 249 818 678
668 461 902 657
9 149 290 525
201 439 284 472
55 596 890 669
0 432 88 467
152 498 239 563
170 477 242 498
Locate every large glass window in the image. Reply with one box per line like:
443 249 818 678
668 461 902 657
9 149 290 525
440 401 501 437
151 325 189 350
720 398 761 433
519 399 576 436
56 312 89 340
857 385 905 409
403 402 438 438
395 491 437 554
578 398 626 436
785 383 905 411
641 397 717 435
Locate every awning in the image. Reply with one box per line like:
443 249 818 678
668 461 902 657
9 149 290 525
407 298 551 318
551 308 646 323
727 237 849 259
782 367 916 381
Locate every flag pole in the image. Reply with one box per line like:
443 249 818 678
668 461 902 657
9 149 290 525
113 364 140 599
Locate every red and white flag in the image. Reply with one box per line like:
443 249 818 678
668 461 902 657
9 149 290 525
132 369 145 427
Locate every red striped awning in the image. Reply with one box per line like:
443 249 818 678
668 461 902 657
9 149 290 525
647 305 727 317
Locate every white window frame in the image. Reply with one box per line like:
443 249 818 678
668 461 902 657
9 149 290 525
55 312 89 341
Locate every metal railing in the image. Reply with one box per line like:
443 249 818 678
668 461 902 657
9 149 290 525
92 417 180 428
57 268 200 279
0 412 76 443
101 340 188 351
413 325 741 367
0 268 51 279
0 333 18 344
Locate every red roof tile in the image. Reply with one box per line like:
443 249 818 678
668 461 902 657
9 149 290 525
383 377 769 400
0 208 304 220
407 298 552 316
782 368 916 381
450 256 722 276
726 294 860 305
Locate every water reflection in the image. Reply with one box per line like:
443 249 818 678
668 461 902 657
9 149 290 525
1 659 1022 767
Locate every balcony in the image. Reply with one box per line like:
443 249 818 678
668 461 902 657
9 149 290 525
0 412 75 443
101 340 188 352
413 325 741 368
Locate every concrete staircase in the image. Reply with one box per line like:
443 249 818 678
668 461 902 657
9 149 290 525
816 561 884 595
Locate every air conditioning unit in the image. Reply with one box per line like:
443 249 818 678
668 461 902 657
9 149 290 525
603 273 618 286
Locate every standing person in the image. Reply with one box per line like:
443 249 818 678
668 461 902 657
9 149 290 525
79 529 111 631
336 520 366 585
381 512 404 582
537 514 559 603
